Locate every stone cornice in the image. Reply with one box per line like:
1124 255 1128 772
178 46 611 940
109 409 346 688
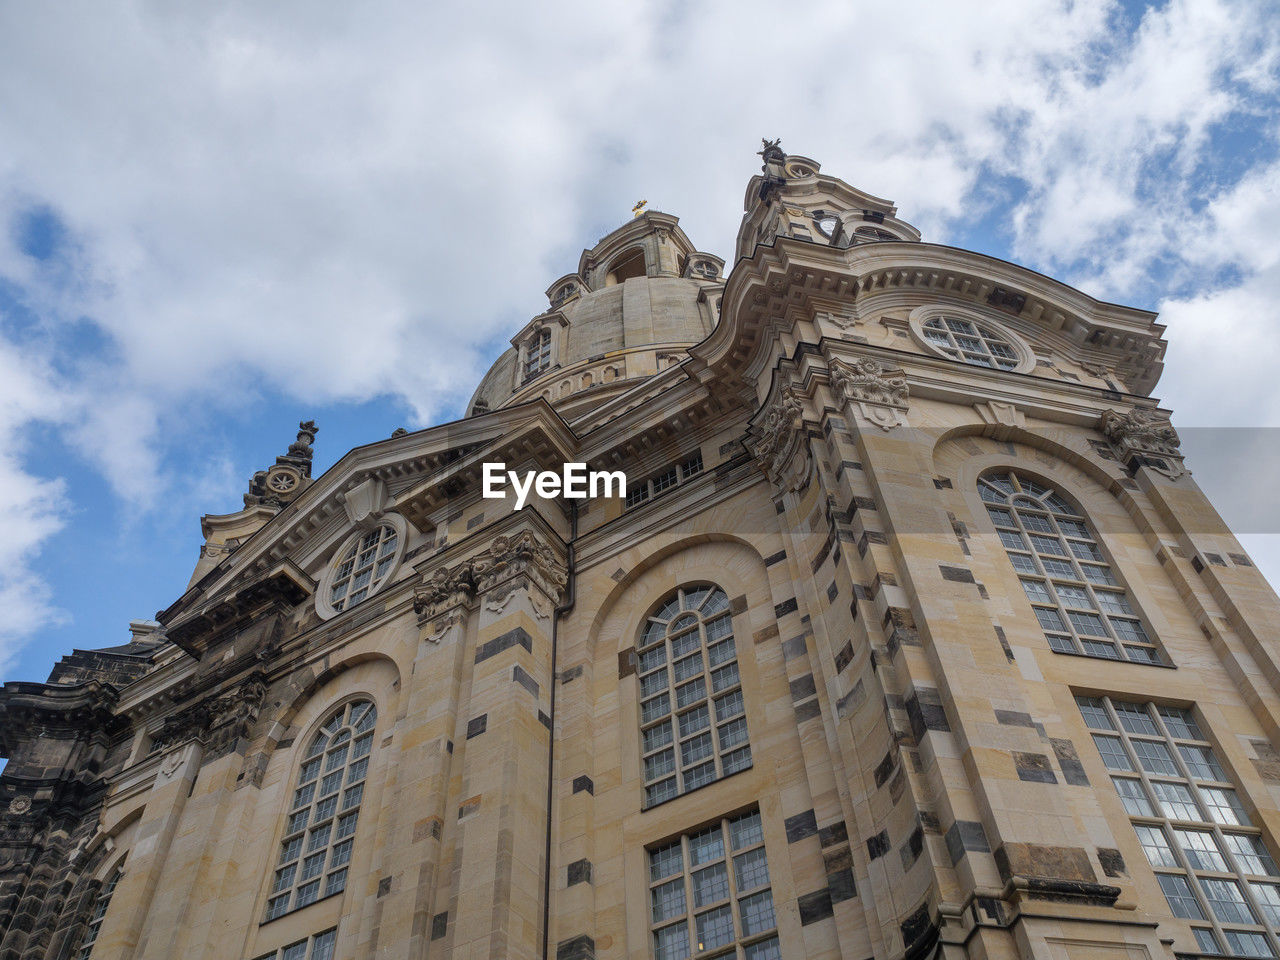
0 680 119 755
160 561 312 660
697 236 1166 399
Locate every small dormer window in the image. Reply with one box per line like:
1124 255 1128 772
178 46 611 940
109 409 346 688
524 329 552 380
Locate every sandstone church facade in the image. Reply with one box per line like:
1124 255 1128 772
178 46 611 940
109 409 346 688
4 143 1280 960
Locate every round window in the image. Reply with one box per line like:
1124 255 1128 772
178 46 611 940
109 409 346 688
917 314 1026 371
317 519 405 618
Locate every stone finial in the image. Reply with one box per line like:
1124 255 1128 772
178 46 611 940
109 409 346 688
244 418 319 507
287 420 318 462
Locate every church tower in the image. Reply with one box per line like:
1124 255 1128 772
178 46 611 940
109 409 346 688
3 143 1280 960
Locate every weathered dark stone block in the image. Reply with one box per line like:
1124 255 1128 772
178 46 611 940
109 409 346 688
798 888 835 925
789 674 817 702
784 809 818 843
1051 738 1090 786
819 821 848 847
1097 847 1126 878
475 626 532 664
1013 751 1057 784
866 829 890 859
945 820 989 865
995 709 1034 728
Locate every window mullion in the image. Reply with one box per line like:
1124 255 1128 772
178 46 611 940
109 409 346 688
1153 708 1280 949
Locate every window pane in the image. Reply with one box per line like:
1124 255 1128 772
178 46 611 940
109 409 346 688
695 905 734 950
691 863 729 907
745 937 783 960
650 842 683 882
1113 703 1158 736
642 694 671 725
1252 882 1280 925
730 812 764 850
1093 735 1132 771
1223 931 1274 958
1151 781 1199 821
651 878 686 923
1201 787 1249 826
1179 744 1225 781
653 923 689 960
1159 706 1203 740
1113 777 1154 816
1224 834 1278 875
689 828 725 866
1200 877 1254 924
1157 873 1204 919
739 890 777 935
1134 825 1176 867
1077 697 1114 730
311 930 337 960
1173 829 1227 870
1131 740 1178 776
734 848 770 891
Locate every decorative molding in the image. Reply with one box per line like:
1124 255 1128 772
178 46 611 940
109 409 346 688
342 476 389 527
830 357 909 431
1100 408 1185 479
750 383 807 490
151 673 268 759
974 401 1025 429
413 529 567 628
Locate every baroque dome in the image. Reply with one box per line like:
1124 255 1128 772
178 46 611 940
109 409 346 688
466 210 725 420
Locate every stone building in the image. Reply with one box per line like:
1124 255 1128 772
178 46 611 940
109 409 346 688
4 142 1280 960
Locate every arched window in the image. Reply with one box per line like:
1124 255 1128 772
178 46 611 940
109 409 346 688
75 862 123 960
980 471 1162 664
524 329 552 380
638 585 750 807
265 700 377 921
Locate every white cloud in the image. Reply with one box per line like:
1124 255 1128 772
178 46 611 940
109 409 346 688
0 0 1278 662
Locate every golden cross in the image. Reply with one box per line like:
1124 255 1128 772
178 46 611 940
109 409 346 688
631 200 647 217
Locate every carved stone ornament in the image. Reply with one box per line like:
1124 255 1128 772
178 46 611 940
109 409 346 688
8 796 31 815
830 357 909 431
1100 408 1185 478
414 531 567 626
816 310 859 332
159 752 184 781
750 385 808 490
151 674 268 758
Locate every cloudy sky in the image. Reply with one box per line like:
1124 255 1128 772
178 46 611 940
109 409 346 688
0 0 1278 682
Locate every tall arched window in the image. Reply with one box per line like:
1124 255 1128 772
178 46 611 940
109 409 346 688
75 862 123 960
524 329 552 380
638 585 751 807
980 471 1162 664
265 700 377 921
